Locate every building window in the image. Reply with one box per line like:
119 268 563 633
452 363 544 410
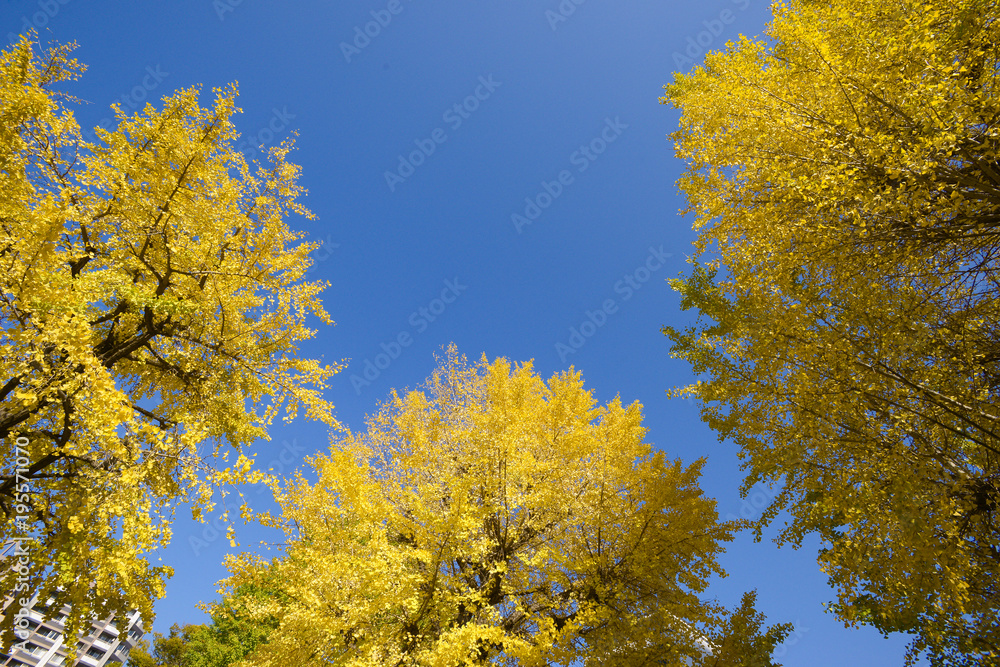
98 630 117 643
86 646 105 659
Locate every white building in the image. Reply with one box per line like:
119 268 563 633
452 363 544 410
0 544 145 667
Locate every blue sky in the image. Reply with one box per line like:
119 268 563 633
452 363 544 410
4 0 920 664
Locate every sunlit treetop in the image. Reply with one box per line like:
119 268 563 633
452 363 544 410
0 33 340 644
218 347 790 667
662 0 999 663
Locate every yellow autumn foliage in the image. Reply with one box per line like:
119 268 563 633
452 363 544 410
0 34 339 643
219 349 787 666
663 0 999 663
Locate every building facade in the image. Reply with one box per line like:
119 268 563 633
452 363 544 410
0 595 144 667
0 545 145 667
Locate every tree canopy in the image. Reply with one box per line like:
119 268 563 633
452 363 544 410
0 33 339 643
216 347 789 666
662 0 999 662
124 581 280 667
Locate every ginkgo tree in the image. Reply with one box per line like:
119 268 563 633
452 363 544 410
662 0 999 663
0 34 339 644
217 347 790 667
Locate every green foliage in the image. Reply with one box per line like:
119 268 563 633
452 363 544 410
132 583 279 667
153 626 190 667
126 640 157 667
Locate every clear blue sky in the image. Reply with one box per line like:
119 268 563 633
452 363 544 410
4 0 921 664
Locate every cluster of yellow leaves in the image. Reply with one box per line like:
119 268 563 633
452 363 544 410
219 347 741 667
663 0 999 662
0 34 339 644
